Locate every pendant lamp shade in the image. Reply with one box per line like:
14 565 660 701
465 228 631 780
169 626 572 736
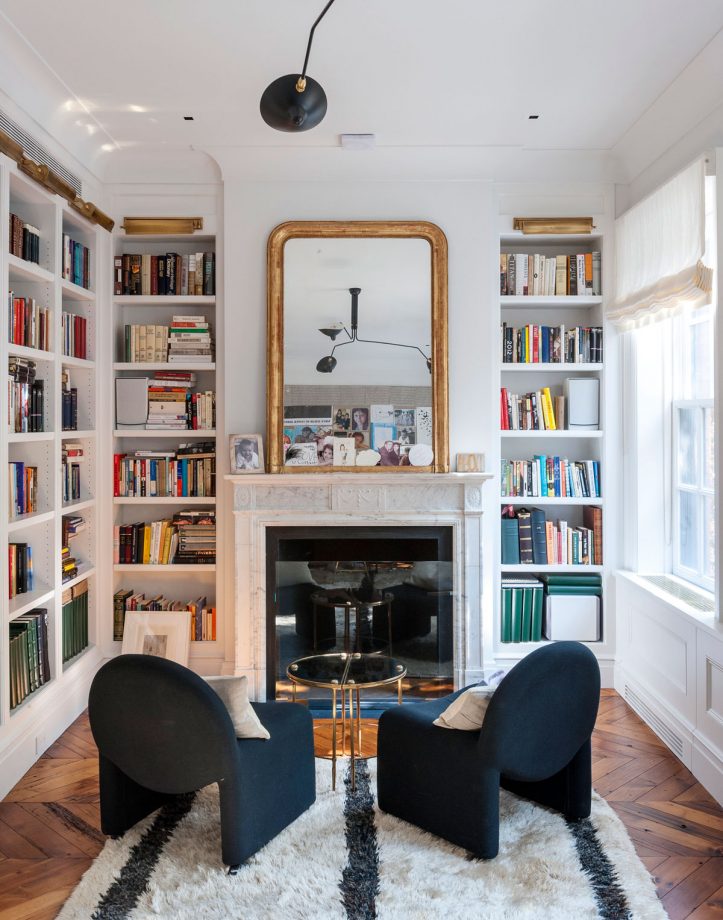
260 74 328 132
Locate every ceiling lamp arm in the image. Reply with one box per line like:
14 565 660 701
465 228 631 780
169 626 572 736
297 0 338 92
355 335 430 361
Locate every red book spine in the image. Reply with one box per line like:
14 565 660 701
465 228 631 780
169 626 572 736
113 453 121 496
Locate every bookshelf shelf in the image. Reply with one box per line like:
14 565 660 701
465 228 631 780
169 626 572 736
113 295 216 306
62 643 94 674
63 430 96 440
7 343 55 363
496 222 610 666
500 430 603 439
113 429 216 438
500 497 604 506
7 253 55 284
113 564 216 573
61 356 96 369
8 586 55 620
499 363 602 373
61 565 96 592
7 510 56 533
501 296 602 308
7 431 54 443
60 279 95 302
113 362 216 372
113 496 217 505
62 498 96 513
8 677 55 718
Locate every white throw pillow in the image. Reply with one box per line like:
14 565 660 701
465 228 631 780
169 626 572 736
433 685 496 731
204 675 270 740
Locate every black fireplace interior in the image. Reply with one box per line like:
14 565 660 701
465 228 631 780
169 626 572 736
266 526 454 710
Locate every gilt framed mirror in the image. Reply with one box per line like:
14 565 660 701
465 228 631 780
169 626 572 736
266 221 449 473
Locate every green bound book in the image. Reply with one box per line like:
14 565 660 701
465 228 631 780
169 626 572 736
531 587 544 641
501 588 513 642
521 588 533 642
511 589 524 642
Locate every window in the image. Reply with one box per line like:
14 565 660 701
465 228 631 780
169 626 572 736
672 305 715 590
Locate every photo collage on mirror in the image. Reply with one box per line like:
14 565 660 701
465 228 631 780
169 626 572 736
283 403 433 467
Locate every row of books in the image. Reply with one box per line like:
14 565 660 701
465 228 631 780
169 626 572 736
62 580 89 663
62 442 83 503
8 293 51 351
114 252 216 296
500 252 601 297
500 324 603 364
113 446 216 498
61 368 78 431
8 461 38 519
500 577 544 642
9 608 50 709
112 589 217 642
501 505 603 565
168 316 213 363
9 213 40 264
62 235 91 290
501 387 567 431
147 385 215 430
113 510 216 565
8 541 34 598
501 457 601 498
8 358 44 432
123 324 169 363
61 514 85 584
62 311 88 359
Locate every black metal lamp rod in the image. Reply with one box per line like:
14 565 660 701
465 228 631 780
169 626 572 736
297 0 338 92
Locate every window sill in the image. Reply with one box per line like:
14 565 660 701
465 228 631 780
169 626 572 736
615 570 722 638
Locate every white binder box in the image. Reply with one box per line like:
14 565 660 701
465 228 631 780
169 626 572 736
543 595 601 641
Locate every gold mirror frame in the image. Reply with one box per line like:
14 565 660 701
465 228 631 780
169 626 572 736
267 220 449 473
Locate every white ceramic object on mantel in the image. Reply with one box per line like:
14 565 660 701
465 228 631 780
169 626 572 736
408 444 434 466
355 449 382 466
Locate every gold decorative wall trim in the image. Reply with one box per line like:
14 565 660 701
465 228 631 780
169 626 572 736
121 217 204 235
512 217 595 234
0 126 114 231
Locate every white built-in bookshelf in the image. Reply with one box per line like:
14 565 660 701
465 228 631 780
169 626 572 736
110 232 223 666
0 157 101 763
495 226 613 663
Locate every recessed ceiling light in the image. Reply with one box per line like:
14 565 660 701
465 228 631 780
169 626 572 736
528 114 540 120
184 115 194 121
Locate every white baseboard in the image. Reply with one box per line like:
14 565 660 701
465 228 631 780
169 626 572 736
0 649 104 800
616 664 723 806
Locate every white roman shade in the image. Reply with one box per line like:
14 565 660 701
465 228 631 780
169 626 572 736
609 158 713 328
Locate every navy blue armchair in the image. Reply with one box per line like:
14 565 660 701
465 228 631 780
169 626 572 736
89 655 316 871
377 641 600 859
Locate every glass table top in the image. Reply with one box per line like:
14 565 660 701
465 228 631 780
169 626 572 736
287 652 406 689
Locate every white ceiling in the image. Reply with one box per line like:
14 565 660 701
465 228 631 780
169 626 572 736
284 237 431 386
0 0 722 182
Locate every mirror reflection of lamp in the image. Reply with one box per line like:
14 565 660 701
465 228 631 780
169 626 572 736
315 287 432 374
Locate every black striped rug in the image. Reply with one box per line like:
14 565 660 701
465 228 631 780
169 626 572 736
59 759 667 920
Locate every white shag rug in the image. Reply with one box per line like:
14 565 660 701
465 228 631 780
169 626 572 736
59 758 667 920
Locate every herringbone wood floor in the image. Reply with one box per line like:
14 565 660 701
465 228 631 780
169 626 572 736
0 690 721 919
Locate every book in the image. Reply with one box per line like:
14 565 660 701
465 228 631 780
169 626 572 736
582 506 603 565
516 509 533 564
501 516 520 565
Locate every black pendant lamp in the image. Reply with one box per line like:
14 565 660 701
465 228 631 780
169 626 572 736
260 0 338 132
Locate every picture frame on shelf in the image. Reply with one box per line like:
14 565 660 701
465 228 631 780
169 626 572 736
229 433 264 473
121 611 191 666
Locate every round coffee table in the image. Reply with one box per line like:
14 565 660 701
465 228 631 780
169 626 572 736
287 651 406 791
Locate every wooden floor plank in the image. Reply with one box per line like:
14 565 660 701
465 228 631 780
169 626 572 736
0 690 720 920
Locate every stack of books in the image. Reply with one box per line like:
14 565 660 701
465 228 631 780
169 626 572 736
62 310 88 358
8 542 33 598
9 214 40 264
61 368 78 430
173 509 216 564
500 576 544 642
114 252 215 296
167 316 213 364
123 324 168 362
500 323 603 364
8 357 44 432
114 441 216 498
501 506 603 566
9 609 50 709
61 514 85 583
501 457 601 498
112 589 216 642
62 581 89 663
8 461 38 518
8 293 51 350
500 387 566 431
62 235 91 289
62 442 84 503
500 252 601 296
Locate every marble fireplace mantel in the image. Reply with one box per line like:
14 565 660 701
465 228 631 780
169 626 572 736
225 472 493 698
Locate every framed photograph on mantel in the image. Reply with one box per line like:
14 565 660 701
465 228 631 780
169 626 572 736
230 434 264 473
